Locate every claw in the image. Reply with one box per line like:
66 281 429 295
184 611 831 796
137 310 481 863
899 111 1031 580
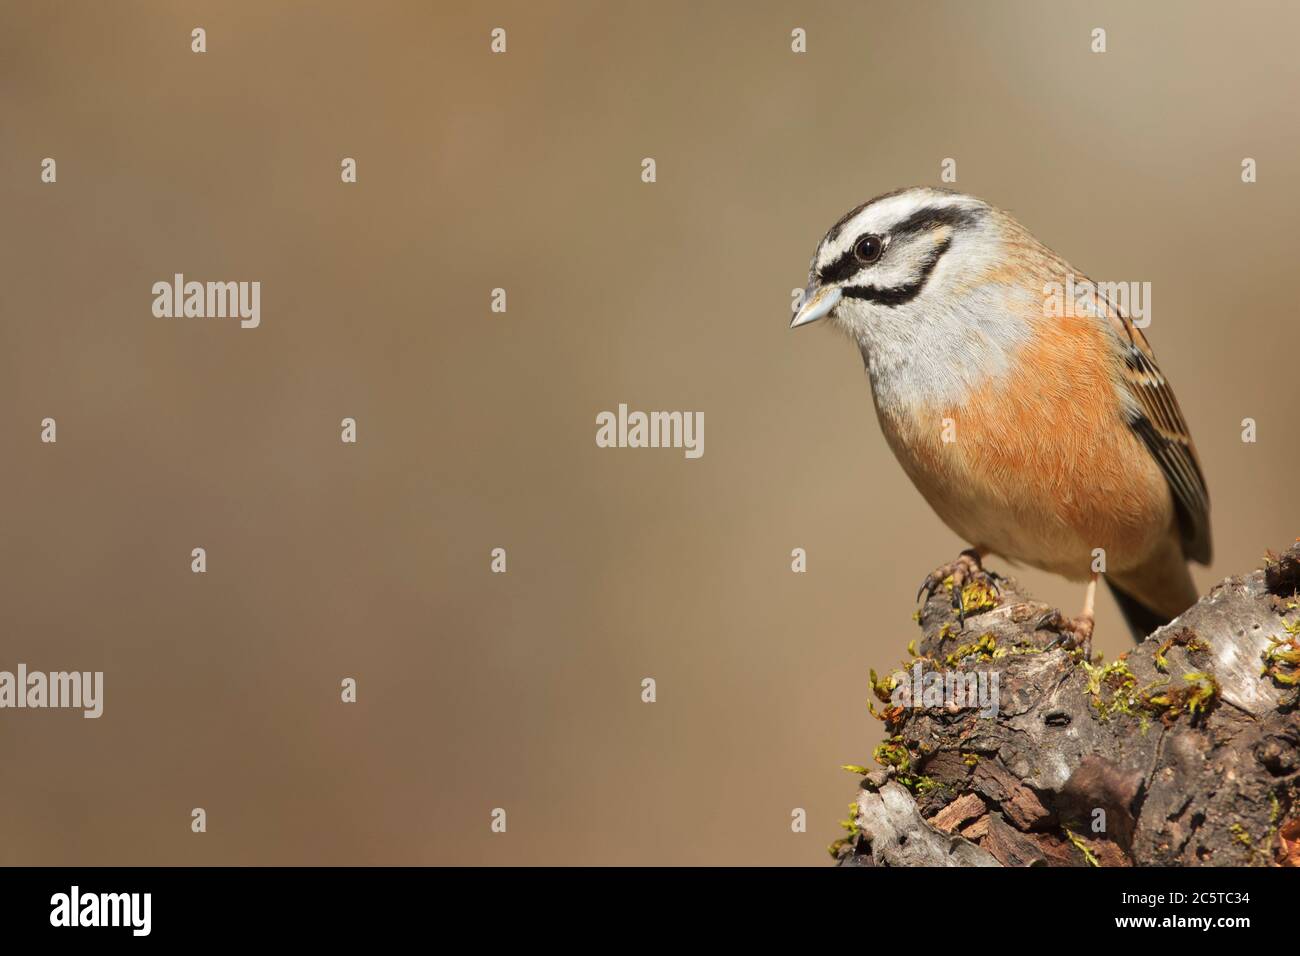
917 550 993 630
1043 633 1067 652
1036 609 1094 657
1035 609 1063 632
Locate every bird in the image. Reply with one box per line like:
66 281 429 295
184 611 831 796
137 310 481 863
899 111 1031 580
790 186 1210 650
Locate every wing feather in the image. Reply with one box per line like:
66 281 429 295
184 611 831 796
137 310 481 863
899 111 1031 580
1092 292 1212 564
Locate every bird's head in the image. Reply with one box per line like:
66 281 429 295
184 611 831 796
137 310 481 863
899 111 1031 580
791 187 1002 344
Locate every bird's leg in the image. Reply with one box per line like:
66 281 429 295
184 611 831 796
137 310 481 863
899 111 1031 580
1040 574 1099 659
917 547 996 626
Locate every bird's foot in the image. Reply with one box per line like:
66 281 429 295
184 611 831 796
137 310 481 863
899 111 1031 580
917 548 999 627
1038 610 1096 661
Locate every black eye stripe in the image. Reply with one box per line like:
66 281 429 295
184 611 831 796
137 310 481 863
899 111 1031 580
890 204 982 239
841 236 952 308
816 204 981 284
818 246 868 284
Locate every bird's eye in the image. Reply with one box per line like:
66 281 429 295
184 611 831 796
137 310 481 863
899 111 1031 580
854 234 884 263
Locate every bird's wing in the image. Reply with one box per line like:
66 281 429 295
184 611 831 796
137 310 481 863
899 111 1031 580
1092 293 1212 565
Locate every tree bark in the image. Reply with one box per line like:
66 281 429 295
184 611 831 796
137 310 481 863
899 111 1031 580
834 543 1300 867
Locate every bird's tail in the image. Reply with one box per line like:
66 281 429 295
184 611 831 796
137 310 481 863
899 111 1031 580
1105 579 1171 642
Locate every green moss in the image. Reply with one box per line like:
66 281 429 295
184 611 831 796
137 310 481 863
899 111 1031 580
1004 642 1044 656
1154 630 1208 673
944 633 997 666
873 738 911 773
1263 630 1300 689
828 802 862 858
867 697 900 724
1063 828 1100 867
867 666 907 725
908 775 941 796
1229 823 1252 848
959 579 1000 615
869 668 897 703
1184 673 1219 719
1082 659 1140 720
867 737 941 797
1141 672 1220 725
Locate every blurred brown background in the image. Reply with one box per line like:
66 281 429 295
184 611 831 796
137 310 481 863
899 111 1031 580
1 1 1298 865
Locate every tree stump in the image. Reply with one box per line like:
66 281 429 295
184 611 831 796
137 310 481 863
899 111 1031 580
835 542 1300 867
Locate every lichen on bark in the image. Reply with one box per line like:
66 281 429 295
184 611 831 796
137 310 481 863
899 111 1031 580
836 542 1300 867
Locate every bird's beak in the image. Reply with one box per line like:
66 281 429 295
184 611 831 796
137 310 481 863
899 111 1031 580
790 284 842 329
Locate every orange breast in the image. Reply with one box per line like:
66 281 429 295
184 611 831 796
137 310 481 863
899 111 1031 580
877 314 1174 578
